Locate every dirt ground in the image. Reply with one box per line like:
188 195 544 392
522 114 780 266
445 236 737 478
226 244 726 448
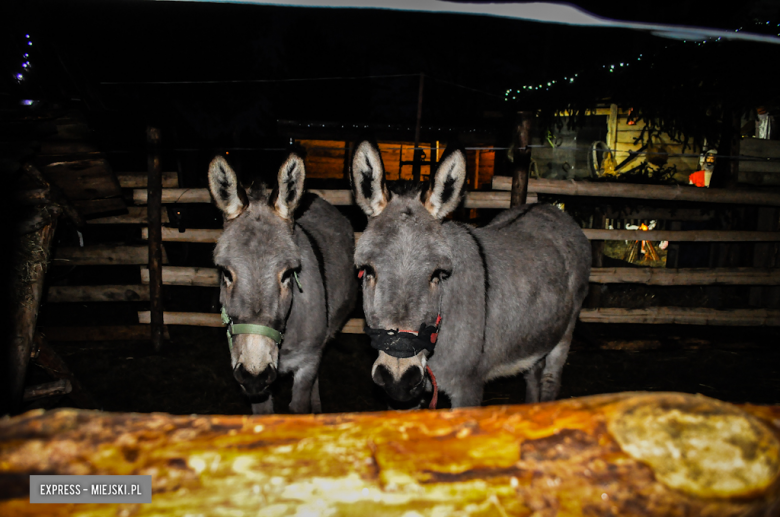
24 321 780 415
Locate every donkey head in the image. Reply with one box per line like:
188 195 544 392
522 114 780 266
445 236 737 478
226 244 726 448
209 153 306 398
351 141 466 402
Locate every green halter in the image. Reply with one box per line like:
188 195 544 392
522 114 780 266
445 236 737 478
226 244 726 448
220 271 301 352
221 306 284 352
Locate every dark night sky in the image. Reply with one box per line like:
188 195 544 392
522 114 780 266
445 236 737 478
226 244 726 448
3 1 780 146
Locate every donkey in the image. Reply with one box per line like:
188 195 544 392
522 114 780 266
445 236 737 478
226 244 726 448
209 153 357 414
351 141 590 408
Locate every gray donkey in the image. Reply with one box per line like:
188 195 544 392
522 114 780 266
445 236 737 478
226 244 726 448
209 153 357 414
351 141 590 408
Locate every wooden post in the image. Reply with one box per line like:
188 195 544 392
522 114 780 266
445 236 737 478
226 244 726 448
588 207 606 309
412 73 425 182
509 112 532 207
147 126 164 352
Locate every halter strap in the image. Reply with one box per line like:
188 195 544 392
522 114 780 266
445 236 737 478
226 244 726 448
221 306 283 352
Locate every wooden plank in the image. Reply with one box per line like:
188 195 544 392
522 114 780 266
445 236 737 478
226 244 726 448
72 197 127 217
741 139 780 158
116 171 178 188
42 325 170 342
579 307 780 325
141 227 220 243
138 311 224 327
140 266 219 287
38 141 99 155
87 206 170 225
41 159 122 200
590 267 780 285
46 285 149 303
22 379 71 402
604 206 714 222
584 229 780 242
1 393 779 516
53 245 168 266
737 160 780 174
492 176 780 206
739 171 780 186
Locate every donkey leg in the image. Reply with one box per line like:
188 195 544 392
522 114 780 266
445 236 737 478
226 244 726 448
251 396 274 415
310 374 322 414
289 364 319 414
539 324 574 402
448 382 484 408
523 359 544 404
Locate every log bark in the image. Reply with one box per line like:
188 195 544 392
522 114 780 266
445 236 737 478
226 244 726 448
7 220 58 413
14 188 51 206
46 285 149 303
0 393 777 516
21 379 71 402
492 176 780 206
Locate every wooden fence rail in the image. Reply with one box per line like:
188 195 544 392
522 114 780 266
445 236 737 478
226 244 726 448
492 176 780 206
140 265 780 288
141 227 780 244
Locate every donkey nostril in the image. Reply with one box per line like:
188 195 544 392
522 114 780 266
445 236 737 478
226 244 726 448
258 365 277 386
233 363 250 384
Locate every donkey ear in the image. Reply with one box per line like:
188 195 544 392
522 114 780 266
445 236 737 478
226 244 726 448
351 141 388 217
274 153 306 221
209 156 247 221
424 149 466 219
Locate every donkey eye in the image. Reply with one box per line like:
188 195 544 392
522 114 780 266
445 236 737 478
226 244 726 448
281 268 296 285
431 269 450 284
220 267 234 286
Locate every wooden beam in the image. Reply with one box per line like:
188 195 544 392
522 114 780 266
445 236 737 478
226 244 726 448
141 227 780 244
137 311 224 327
52 245 168 266
116 171 178 188
579 307 780 325
492 176 780 206
22 379 71 402
590 267 780 285
140 266 219 287
86 206 169 225
1 393 778 515
510 112 532 207
46 285 149 303
42 325 170 342
147 126 164 352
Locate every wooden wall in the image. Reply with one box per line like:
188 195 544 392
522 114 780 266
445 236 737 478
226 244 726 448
298 139 495 189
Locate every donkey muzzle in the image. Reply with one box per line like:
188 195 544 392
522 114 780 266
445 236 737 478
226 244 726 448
234 363 277 396
372 351 426 402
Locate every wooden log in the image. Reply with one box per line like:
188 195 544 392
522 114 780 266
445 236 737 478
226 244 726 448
46 285 149 303
22 379 71 402
147 126 164 353
15 207 52 234
590 267 780 285
116 171 178 188
22 163 84 227
579 307 780 325
42 325 170 342
8 220 58 414
32 334 99 409
0 393 778 515
141 227 780 244
140 266 219 287
72 197 127 217
492 176 780 206
86 206 170 225
14 188 51 206
52 245 169 266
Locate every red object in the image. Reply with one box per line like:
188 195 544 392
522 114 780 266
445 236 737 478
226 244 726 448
426 365 438 409
358 270 364 279
430 332 438 344
689 170 707 187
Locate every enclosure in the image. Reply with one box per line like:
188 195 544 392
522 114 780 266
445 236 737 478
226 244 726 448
2 0 780 515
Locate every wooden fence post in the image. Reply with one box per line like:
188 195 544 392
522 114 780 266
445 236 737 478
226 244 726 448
588 207 606 308
147 127 164 352
510 112 532 207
